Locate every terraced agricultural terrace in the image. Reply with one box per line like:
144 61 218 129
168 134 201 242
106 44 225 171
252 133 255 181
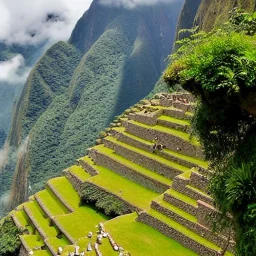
11 93 234 256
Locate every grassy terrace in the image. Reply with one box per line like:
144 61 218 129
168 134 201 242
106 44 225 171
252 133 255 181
158 115 191 126
147 209 220 251
61 237 117 256
45 237 70 252
24 201 59 238
83 158 159 209
33 251 52 256
93 144 172 186
167 189 197 207
68 165 91 182
186 185 212 199
13 209 30 228
105 213 198 256
105 136 190 173
54 206 108 242
128 120 200 146
162 148 208 169
21 235 44 250
154 195 197 223
36 188 70 217
48 177 80 210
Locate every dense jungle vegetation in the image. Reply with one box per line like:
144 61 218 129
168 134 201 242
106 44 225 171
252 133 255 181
165 9 256 255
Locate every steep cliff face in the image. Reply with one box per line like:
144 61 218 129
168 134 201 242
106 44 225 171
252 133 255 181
195 0 256 32
0 43 47 148
4 0 184 208
177 0 256 36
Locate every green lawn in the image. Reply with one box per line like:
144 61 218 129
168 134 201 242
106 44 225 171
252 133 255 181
158 115 191 126
47 177 80 210
55 206 108 242
163 148 209 169
46 236 70 252
24 201 59 238
86 161 159 209
33 251 52 256
105 213 198 256
105 136 189 173
21 235 44 250
167 189 197 207
36 188 70 217
154 195 197 223
68 165 91 182
94 144 172 186
13 209 30 228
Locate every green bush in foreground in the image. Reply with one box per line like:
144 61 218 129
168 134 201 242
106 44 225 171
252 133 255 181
0 216 22 256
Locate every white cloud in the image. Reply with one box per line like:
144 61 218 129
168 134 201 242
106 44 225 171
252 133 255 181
0 143 9 171
0 55 30 85
100 0 181 9
0 0 93 45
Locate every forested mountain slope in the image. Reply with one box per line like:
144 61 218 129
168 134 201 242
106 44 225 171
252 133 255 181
4 0 184 208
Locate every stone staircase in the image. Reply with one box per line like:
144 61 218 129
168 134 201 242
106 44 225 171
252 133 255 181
11 92 234 256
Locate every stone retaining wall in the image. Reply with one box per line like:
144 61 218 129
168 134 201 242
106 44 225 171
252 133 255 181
157 150 198 170
113 143 182 179
89 149 170 193
19 244 28 256
63 170 84 193
78 159 99 176
163 193 197 216
157 118 191 133
131 109 162 126
172 175 190 191
190 171 209 193
118 133 153 152
82 181 139 214
137 212 221 256
125 121 204 159
151 201 230 249
163 108 191 120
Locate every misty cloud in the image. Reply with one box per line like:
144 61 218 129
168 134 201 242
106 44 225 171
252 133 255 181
0 0 93 45
0 54 31 85
0 143 9 171
100 0 181 9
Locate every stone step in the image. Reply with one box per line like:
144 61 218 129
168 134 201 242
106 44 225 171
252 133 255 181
137 209 222 256
185 185 213 206
157 115 191 132
47 177 81 212
84 158 159 211
20 235 49 256
123 119 204 159
163 189 198 216
35 188 70 218
44 237 70 256
111 127 208 171
157 148 208 171
163 107 192 120
189 171 209 193
151 198 231 249
23 201 59 240
88 144 172 193
63 165 91 193
104 136 189 179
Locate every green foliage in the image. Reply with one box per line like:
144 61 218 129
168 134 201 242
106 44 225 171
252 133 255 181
81 184 129 217
0 216 22 256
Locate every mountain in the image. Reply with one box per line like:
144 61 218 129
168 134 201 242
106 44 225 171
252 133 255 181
0 42 48 148
3 0 184 210
177 0 256 35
